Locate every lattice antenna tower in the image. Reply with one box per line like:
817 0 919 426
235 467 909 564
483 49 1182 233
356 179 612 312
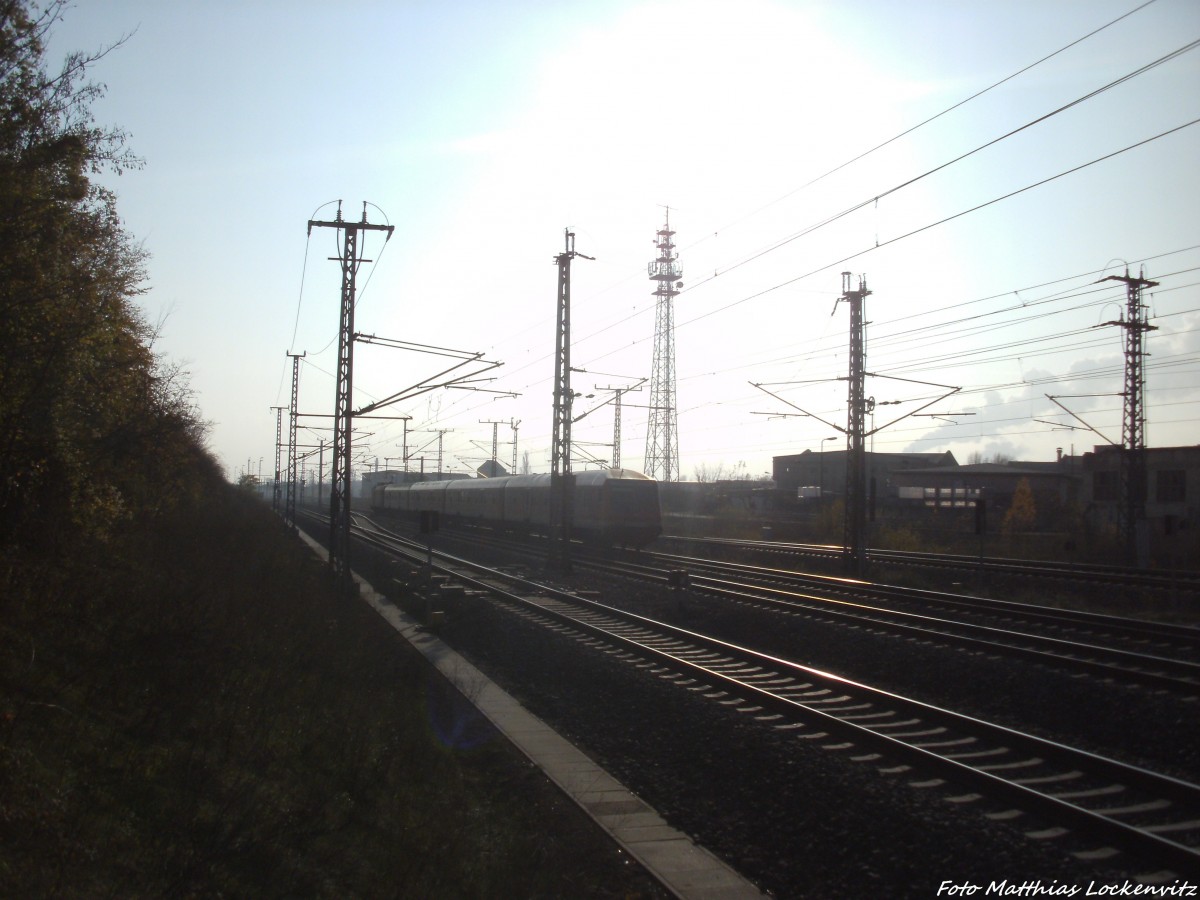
645 210 683 481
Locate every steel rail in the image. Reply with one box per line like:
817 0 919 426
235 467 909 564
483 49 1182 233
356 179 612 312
642 547 1200 645
522 594 1200 875
347 516 1200 874
566 552 1200 693
662 534 1200 592
351 514 1200 689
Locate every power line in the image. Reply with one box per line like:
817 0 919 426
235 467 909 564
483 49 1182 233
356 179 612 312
465 3 1175 395
380 255 1197 467
672 119 1200 337
332 126 1200 469
674 0 1163 261
678 35 1200 297
371 101 1199 463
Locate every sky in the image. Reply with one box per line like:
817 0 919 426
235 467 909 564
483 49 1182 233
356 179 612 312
48 0 1200 483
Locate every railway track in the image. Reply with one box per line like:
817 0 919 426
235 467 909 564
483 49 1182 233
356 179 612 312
579 548 1200 695
349 516 1200 876
660 534 1200 596
398 520 1200 694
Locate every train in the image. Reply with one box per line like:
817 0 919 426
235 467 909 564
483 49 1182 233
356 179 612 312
370 468 662 548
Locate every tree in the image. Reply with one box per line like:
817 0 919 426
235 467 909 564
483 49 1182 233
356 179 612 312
968 450 1013 465
1002 477 1037 533
0 1 214 550
693 462 727 483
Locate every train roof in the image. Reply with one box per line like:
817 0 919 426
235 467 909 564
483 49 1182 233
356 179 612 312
494 468 654 487
375 468 656 492
574 467 655 484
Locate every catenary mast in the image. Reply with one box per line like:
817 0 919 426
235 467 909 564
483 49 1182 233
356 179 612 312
1101 267 1158 566
839 272 871 574
306 201 393 587
550 229 592 571
645 211 683 481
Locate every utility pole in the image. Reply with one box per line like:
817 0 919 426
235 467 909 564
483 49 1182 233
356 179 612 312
317 439 324 507
307 201 394 586
270 406 286 514
286 351 305 529
645 210 683 481
510 419 520 476
431 429 452 477
1100 267 1158 566
551 229 593 571
479 419 509 474
597 382 644 469
838 272 872 575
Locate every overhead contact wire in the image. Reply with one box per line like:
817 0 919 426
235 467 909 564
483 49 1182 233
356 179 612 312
675 118 1200 334
682 36 1200 296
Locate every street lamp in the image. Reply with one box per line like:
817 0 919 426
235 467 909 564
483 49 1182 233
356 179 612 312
819 436 838 497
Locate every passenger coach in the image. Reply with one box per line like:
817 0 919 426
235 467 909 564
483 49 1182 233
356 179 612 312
371 468 661 548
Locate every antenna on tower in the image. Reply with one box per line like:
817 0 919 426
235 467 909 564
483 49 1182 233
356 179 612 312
645 208 683 481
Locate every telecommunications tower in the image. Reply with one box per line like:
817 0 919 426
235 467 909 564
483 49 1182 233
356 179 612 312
645 211 683 481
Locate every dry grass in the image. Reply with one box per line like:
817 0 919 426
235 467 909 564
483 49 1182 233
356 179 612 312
0 486 662 898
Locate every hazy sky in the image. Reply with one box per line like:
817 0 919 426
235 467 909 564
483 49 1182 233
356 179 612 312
50 0 1200 482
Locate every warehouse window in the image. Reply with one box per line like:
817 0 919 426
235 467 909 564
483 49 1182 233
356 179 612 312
1156 469 1186 503
1093 471 1118 502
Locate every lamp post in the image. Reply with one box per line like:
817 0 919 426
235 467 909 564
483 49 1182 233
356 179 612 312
819 436 838 497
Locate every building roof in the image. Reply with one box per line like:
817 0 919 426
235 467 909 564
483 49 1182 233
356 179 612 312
772 448 960 468
905 462 1064 476
775 450 958 466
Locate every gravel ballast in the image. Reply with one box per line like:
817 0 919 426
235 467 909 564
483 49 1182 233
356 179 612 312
416 552 1192 897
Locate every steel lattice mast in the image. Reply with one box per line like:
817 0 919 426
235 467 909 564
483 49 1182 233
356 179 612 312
1101 267 1158 566
511 419 520 476
840 272 872 575
270 405 286 513
307 201 393 585
550 229 592 571
645 212 682 481
613 388 623 469
285 351 304 529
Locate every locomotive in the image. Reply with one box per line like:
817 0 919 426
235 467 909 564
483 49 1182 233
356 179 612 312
370 468 661 548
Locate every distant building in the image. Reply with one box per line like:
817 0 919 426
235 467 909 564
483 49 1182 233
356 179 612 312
890 460 1079 515
477 459 509 478
773 450 957 502
770 444 1198 566
1079 444 1198 566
